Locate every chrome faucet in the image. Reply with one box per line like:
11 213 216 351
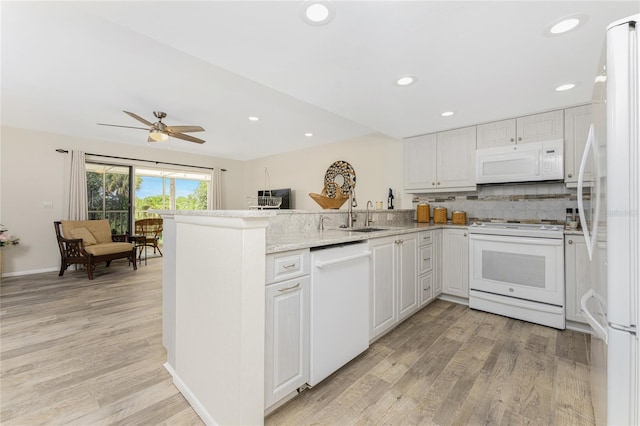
318 215 329 230
365 200 373 226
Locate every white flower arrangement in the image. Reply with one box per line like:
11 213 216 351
0 224 19 247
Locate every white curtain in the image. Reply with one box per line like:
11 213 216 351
66 150 88 220
211 168 223 209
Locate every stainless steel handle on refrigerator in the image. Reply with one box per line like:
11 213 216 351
580 289 608 344
577 123 600 260
314 251 372 269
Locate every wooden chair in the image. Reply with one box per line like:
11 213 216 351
54 220 137 280
134 218 163 257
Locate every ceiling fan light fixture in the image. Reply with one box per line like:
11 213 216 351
149 129 169 142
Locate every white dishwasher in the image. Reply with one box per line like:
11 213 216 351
309 241 371 386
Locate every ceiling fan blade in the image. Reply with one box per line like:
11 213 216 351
168 132 206 144
97 123 149 130
123 110 153 126
165 125 205 133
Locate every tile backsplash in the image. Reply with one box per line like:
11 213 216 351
412 182 588 223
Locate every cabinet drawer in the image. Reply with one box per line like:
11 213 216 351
418 246 433 274
266 249 310 284
419 272 434 306
418 231 432 246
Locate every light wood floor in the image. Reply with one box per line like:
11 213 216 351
1 260 594 425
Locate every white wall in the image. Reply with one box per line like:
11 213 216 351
244 132 411 211
0 126 246 275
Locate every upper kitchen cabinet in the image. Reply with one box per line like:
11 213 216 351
404 134 437 190
476 110 564 149
564 104 593 187
476 119 516 149
404 126 476 193
516 110 564 144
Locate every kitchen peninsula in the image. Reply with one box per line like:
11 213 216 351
158 209 455 425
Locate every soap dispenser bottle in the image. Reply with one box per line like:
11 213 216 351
387 188 394 210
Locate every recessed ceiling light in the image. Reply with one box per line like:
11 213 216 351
395 75 417 86
555 83 576 92
441 111 454 117
300 0 335 26
545 14 588 36
305 132 313 137
551 18 580 34
248 116 260 121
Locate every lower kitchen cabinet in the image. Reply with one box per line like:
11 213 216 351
418 231 435 307
564 235 591 324
433 229 443 296
264 273 310 409
369 233 418 340
441 228 469 299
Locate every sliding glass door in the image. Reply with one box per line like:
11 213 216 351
134 167 211 220
86 163 133 235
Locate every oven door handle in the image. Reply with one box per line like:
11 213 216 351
577 123 600 260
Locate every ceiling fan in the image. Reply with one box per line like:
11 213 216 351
98 111 206 144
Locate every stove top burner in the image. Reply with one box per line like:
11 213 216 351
469 221 564 238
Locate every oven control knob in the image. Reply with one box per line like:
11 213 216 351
551 226 559 231
540 225 547 230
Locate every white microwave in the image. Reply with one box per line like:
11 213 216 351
475 139 564 184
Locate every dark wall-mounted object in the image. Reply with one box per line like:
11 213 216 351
258 188 291 209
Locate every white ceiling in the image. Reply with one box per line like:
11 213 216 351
2 1 638 161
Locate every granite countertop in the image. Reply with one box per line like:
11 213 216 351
266 222 467 254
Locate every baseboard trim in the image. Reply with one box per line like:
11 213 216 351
1 267 58 278
163 362 218 426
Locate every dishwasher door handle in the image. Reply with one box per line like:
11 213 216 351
314 251 372 269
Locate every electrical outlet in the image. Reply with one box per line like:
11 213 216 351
43 201 53 209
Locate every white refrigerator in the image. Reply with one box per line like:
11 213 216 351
579 13 639 426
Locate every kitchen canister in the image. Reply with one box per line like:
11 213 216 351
433 207 447 224
417 203 430 223
451 210 467 225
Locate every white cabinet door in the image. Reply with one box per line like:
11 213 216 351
564 104 593 186
442 228 469 298
565 235 591 324
476 119 516 149
370 236 398 339
265 276 310 408
398 233 418 321
516 110 564 144
436 126 477 189
404 134 437 190
433 229 443 296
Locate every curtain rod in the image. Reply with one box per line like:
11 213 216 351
55 149 227 172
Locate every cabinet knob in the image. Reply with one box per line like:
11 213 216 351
518 137 522 141
568 240 573 245
437 182 441 186
510 138 515 142
432 182 436 186
568 173 573 178
463 233 467 237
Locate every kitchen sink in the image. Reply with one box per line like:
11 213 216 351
344 227 386 233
